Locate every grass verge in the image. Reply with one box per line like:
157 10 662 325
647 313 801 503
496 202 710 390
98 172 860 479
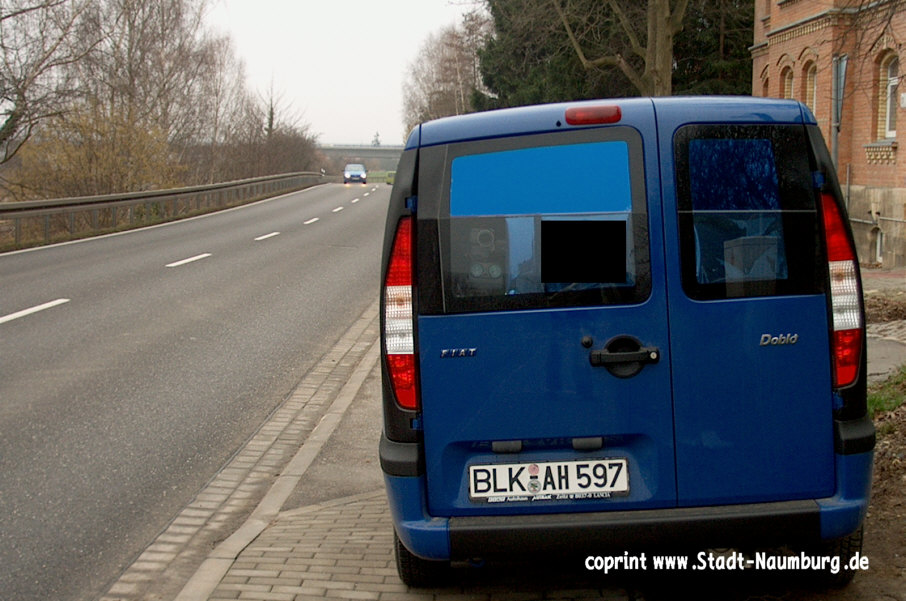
868 363 906 418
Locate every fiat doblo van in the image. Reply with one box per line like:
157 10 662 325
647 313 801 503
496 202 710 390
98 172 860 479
379 97 875 587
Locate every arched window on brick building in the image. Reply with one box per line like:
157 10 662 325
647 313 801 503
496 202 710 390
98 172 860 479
879 53 899 139
782 67 794 99
803 61 818 115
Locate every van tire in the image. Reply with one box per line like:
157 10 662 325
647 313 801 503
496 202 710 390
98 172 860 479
393 530 450 588
809 525 863 589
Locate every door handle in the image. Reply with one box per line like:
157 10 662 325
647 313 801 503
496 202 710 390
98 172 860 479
590 347 660 367
588 335 660 378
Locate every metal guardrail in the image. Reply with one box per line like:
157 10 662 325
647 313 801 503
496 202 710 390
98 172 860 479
0 172 337 249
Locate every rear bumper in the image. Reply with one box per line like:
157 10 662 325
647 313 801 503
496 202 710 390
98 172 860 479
450 500 820 558
381 436 873 561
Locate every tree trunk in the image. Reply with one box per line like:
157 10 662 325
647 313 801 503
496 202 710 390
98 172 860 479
556 0 688 97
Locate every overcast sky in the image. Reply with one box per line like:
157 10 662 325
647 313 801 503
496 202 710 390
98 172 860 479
206 0 471 146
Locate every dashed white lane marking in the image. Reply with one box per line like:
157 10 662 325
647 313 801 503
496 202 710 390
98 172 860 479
254 232 280 241
166 253 212 268
332 206 344 213
0 298 71 325
351 198 360 204
303 217 319 225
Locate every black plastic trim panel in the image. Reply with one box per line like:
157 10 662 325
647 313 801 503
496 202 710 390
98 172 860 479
834 416 876 455
449 500 820 559
380 433 423 477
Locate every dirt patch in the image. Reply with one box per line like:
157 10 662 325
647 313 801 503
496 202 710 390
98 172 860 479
821 286 906 601
865 290 906 323
837 288 906 597
862 403 906 592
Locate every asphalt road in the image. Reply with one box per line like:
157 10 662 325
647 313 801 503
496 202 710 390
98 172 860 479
0 183 387 601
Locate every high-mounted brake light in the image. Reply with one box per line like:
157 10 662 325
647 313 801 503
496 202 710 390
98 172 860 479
821 193 863 388
565 105 622 126
383 216 418 409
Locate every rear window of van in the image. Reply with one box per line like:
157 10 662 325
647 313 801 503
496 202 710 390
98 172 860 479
673 125 823 300
430 129 650 313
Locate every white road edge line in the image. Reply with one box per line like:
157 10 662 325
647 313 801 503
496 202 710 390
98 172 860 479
332 206 344 213
303 217 319 225
0 298 71 325
254 232 280 241
165 253 212 268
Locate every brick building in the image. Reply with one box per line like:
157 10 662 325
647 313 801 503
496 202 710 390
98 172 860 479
751 0 906 266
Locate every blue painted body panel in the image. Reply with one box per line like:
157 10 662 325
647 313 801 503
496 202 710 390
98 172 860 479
653 98 835 504
818 451 874 539
384 475 450 560
415 96 812 150
666 295 835 504
419 97 656 147
418 304 675 516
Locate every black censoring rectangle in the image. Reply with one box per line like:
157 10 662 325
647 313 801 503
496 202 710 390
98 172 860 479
541 220 627 284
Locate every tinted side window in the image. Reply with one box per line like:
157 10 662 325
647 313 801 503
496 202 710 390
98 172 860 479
432 128 649 314
674 125 823 300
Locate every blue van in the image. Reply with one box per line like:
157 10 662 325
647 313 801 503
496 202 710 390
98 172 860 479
379 97 875 588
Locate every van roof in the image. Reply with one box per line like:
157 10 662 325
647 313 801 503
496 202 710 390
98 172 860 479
406 96 814 150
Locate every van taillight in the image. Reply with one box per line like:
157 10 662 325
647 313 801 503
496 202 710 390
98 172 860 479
384 216 418 409
821 193 863 388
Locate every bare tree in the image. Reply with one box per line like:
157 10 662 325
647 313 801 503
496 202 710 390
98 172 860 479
552 0 690 96
6 0 213 195
187 33 253 183
73 0 213 142
4 0 320 199
0 0 97 164
402 10 492 134
404 28 462 131
834 0 906 59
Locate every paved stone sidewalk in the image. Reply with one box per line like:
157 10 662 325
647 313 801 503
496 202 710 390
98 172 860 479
861 266 906 293
208 490 629 601
209 490 404 601
867 321 906 344
862 267 906 378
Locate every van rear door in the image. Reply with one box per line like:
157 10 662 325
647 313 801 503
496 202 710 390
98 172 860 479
656 100 836 506
415 101 677 517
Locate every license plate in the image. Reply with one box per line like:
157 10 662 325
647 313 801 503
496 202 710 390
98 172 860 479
469 458 629 502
